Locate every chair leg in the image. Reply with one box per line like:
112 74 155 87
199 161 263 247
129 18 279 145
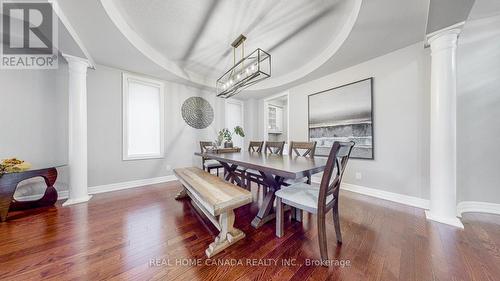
276 197 284 237
216 168 219 177
294 208 302 222
241 175 247 189
317 211 328 262
333 201 342 244
307 175 311 184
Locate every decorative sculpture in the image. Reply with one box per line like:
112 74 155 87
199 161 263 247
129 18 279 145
181 97 214 129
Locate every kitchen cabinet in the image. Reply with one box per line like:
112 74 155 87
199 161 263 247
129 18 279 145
268 105 283 134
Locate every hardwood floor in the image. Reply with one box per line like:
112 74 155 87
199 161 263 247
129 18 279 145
1 181 499 281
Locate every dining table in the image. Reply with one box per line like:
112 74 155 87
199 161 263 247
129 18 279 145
194 151 328 228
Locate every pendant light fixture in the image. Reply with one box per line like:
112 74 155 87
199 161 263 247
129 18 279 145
216 34 271 98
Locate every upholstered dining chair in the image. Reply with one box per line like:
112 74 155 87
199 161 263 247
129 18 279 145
284 141 317 185
200 141 223 176
275 141 355 262
245 141 285 190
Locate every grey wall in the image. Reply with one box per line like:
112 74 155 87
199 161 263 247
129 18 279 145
457 12 500 204
0 61 225 196
243 99 258 146
265 42 432 199
0 62 69 197
248 12 500 206
87 64 224 187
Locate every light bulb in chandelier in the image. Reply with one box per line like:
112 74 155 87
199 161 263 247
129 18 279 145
216 34 271 98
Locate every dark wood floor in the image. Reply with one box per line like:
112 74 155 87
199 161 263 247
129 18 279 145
1 181 499 281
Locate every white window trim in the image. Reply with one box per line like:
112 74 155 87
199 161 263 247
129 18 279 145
122 72 165 160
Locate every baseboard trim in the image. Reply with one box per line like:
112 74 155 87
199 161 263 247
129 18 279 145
13 175 177 203
457 201 500 217
62 195 93 206
16 176 500 218
311 177 430 209
341 183 430 209
312 178 500 218
15 190 69 202
88 175 177 195
425 210 464 228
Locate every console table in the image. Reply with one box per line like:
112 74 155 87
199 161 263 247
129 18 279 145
0 167 60 222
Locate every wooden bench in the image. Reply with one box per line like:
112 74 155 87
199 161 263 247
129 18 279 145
173 167 252 258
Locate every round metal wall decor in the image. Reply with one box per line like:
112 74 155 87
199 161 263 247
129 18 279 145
181 97 214 129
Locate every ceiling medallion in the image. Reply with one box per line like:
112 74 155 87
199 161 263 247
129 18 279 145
216 34 271 98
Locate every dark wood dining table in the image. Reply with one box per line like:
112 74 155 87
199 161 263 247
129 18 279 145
194 151 328 228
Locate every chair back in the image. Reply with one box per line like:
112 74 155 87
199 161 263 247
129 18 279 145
248 141 264 152
289 141 317 157
200 141 216 153
317 142 355 210
200 141 216 164
264 141 285 155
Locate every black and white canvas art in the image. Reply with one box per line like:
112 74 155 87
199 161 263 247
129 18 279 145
308 78 374 159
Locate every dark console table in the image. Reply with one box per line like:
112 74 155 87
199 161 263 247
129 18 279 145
0 167 60 222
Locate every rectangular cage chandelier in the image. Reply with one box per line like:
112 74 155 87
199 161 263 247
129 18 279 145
216 34 271 98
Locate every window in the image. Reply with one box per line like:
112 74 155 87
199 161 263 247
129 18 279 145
122 73 165 160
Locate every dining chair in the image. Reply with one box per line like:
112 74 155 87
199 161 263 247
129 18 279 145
275 141 355 262
284 141 317 185
264 141 285 155
248 141 264 152
245 141 285 190
200 141 223 176
237 141 264 189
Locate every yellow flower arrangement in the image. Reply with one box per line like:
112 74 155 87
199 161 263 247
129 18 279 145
0 158 32 175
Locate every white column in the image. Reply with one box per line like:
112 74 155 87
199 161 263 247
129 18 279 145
425 29 463 228
62 54 92 206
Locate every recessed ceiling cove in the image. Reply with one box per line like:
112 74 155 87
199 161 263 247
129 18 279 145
102 0 361 89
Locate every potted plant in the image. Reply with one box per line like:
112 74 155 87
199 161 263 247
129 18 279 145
217 126 245 148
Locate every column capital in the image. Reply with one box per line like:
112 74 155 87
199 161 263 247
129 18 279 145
62 53 91 73
427 27 462 53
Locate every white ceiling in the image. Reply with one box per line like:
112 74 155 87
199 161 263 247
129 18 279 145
426 0 475 34
115 0 346 78
242 0 430 98
109 0 359 88
56 0 432 98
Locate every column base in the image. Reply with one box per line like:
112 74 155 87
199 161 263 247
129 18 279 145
62 195 93 207
425 210 464 228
